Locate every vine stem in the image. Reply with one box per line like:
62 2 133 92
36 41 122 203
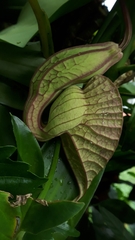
119 0 132 50
39 138 61 200
28 0 54 58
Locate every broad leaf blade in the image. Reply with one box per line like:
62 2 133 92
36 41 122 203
21 200 84 234
23 222 79 240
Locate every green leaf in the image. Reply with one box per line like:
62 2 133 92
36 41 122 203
0 160 47 196
0 176 46 197
119 82 135 95
0 145 16 161
99 207 133 240
21 200 84 234
0 191 21 240
69 169 104 228
23 222 79 240
0 81 27 110
98 199 135 224
0 42 44 86
41 140 78 201
92 207 133 240
11 115 44 177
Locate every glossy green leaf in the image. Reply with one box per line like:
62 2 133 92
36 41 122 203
21 200 84 234
23 222 79 240
0 191 21 240
0 176 46 197
11 115 44 177
41 140 78 201
0 145 16 161
0 160 46 196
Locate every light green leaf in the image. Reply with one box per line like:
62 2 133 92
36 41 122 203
0 191 21 240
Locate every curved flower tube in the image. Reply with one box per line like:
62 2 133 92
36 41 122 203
24 42 123 199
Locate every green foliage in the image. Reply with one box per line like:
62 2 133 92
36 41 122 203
0 0 135 239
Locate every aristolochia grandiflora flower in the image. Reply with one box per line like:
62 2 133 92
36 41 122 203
24 42 123 199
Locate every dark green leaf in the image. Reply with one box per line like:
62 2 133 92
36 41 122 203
0 176 46 196
0 42 44 86
22 200 84 234
99 207 133 240
11 115 44 177
69 169 104 228
0 145 16 161
41 140 78 201
0 80 27 110
98 199 135 224
23 222 79 240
